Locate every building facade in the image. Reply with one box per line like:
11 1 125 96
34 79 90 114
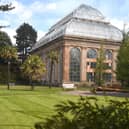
32 4 122 85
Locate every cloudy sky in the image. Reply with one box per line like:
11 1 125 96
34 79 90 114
0 0 129 44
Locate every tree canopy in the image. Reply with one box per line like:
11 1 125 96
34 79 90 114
21 55 46 90
116 31 129 86
95 43 106 86
0 45 18 62
0 31 12 46
0 3 14 12
15 23 37 60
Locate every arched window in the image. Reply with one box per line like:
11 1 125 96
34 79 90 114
105 50 112 60
87 49 97 58
69 48 80 82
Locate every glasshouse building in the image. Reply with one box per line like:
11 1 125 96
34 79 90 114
32 4 122 85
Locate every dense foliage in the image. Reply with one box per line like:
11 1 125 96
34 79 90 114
0 31 12 46
95 44 106 86
0 64 17 84
21 55 46 90
0 3 14 11
0 45 17 62
116 31 129 86
15 23 37 61
35 97 129 129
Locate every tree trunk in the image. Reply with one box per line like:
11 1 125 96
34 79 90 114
30 77 34 90
31 83 34 90
49 62 53 88
7 61 10 90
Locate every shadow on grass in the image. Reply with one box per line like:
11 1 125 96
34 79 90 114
9 88 33 91
14 110 49 119
0 85 36 91
0 124 31 127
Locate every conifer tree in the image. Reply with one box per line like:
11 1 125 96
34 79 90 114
116 31 129 86
95 43 106 86
15 23 37 61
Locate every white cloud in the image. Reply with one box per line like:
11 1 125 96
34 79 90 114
37 30 46 41
1 0 129 45
46 3 57 10
10 0 32 21
2 28 16 45
0 20 10 26
30 1 57 13
110 19 124 30
51 0 95 15
110 18 129 31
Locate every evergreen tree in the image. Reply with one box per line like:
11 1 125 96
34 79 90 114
116 31 129 86
0 31 12 46
15 23 37 61
95 43 106 86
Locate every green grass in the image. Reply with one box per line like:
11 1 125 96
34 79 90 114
0 85 78 129
0 85 127 129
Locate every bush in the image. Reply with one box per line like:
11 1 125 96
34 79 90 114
35 97 129 129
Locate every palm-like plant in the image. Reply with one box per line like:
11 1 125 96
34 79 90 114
0 45 17 60
47 50 58 88
0 45 17 89
21 55 46 90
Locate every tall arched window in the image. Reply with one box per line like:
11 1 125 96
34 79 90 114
87 49 97 58
105 50 112 60
69 48 80 82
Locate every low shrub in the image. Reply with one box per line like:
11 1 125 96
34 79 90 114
35 97 129 129
96 86 129 93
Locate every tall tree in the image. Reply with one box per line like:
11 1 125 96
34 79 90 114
21 55 46 90
0 31 12 46
15 23 37 61
0 45 17 89
95 44 106 86
116 31 129 86
47 50 58 88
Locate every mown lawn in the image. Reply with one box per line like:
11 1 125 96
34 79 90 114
0 85 127 129
0 85 78 129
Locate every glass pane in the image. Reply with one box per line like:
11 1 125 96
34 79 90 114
87 49 97 58
87 72 95 82
103 73 112 82
105 50 112 60
69 48 80 82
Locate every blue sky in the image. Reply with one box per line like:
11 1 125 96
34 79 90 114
0 0 129 44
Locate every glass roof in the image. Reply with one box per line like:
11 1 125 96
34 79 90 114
32 4 122 51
